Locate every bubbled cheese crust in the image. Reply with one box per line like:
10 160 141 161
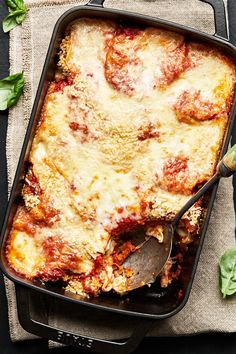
6 18 236 297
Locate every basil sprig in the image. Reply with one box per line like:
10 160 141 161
219 246 236 298
0 72 24 110
3 0 27 33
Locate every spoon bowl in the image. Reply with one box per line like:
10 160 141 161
123 225 173 292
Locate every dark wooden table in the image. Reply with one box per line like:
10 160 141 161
1 1 236 353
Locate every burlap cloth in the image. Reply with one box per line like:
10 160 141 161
4 0 236 348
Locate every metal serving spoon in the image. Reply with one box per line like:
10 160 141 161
123 144 236 292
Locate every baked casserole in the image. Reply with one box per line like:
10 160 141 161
6 18 236 297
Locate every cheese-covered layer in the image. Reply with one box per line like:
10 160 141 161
7 18 236 297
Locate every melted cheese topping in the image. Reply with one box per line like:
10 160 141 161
7 18 236 296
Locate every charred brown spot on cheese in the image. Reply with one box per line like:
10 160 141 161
173 90 221 123
69 119 97 143
138 122 160 141
69 122 89 135
70 183 77 191
69 121 80 131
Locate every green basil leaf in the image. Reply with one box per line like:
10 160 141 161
2 9 26 32
6 0 25 10
0 72 24 110
3 0 27 33
219 246 236 298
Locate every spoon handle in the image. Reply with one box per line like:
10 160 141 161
173 144 236 225
218 144 236 176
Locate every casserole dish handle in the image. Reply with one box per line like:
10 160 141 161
201 0 227 39
228 0 236 46
86 0 228 40
16 286 155 354
87 0 105 7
